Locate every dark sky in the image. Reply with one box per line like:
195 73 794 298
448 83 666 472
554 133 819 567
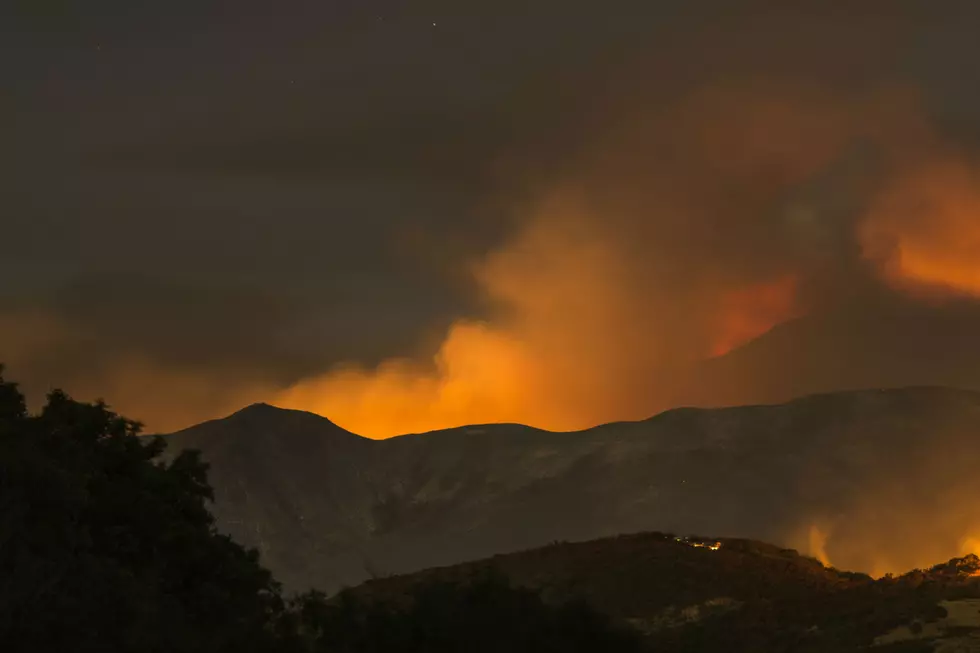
5 1 980 435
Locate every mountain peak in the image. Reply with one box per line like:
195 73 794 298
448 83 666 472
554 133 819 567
162 401 362 443
232 402 288 416
226 402 339 425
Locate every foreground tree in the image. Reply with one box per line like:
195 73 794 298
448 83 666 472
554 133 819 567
0 368 646 652
0 368 286 652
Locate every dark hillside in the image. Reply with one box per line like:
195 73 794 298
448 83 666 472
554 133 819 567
161 387 980 593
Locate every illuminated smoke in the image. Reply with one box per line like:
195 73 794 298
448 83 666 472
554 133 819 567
709 275 802 357
807 524 833 568
276 177 812 438
860 159 980 299
274 83 914 437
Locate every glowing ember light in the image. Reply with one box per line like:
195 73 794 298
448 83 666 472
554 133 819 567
686 540 723 551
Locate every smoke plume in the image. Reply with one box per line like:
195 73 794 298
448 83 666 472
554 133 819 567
273 82 957 438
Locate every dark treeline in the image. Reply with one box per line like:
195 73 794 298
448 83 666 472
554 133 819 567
0 368 643 652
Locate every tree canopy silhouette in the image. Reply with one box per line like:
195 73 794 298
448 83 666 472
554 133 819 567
284 571 645 653
0 367 286 652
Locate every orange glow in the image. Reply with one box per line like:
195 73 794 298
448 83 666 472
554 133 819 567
808 524 833 568
272 87 872 438
276 321 548 437
275 194 812 438
689 540 722 551
961 537 980 557
961 538 980 577
709 275 802 357
276 200 652 437
860 161 980 299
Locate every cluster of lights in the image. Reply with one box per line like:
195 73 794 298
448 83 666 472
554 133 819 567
675 537 722 552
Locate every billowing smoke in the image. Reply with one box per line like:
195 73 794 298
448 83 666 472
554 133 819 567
861 158 980 299
271 82 949 438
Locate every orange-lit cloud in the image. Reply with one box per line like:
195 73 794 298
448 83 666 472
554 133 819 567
860 160 980 299
276 188 811 437
709 275 802 357
278 198 666 437
7 80 974 446
270 85 934 438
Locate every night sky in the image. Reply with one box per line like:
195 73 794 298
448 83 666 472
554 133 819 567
5 1 980 436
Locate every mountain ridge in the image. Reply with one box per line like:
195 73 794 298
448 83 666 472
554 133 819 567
164 383 980 442
159 385 980 593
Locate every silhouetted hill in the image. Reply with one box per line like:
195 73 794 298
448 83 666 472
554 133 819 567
160 386 980 593
339 532 980 652
163 403 378 589
349 532 865 615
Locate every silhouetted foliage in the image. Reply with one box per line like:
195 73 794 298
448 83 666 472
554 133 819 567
0 369 286 652
285 571 646 653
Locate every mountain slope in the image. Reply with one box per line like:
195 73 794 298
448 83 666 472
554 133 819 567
160 387 980 593
163 403 379 589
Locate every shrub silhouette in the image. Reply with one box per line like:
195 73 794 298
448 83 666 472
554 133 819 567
287 570 645 653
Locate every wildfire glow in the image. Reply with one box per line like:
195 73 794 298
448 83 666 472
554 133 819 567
808 524 833 568
709 275 802 357
691 541 722 552
860 161 980 299
276 321 549 437
676 537 722 552
275 193 807 437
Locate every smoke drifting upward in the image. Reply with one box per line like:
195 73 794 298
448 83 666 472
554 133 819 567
275 81 975 438
279 199 655 436
277 179 810 438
